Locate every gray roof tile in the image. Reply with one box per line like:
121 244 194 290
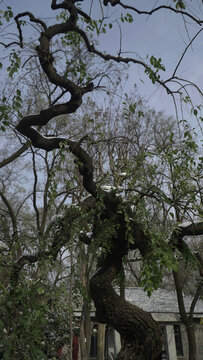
123 287 203 314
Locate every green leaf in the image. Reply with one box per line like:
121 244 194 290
171 262 179 272
129 103 136 114
44 304 49 312
37 287 45 295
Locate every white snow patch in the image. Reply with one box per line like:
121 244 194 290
180 221 192 227
90 267 103 279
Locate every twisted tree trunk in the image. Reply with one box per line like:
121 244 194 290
89 222 163 360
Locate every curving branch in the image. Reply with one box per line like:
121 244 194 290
0 41 20 48
14 12 47 48
73 26 173 95
104 0 203 26
169 221 203 261
172 221 203 244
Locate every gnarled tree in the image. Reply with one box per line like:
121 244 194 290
1 1 203 360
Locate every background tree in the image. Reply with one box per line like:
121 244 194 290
0 40 125 359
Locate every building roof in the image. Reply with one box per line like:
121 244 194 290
124 287 203 314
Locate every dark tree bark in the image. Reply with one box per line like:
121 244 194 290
90 271 162 360
89 204 163 360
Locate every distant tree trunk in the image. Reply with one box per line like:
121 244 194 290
80 302 92 360
97 323 106 360
119 265 125 349
69 237 74 360
79 240 93 360
173 270 197 360
187 326 197 360
80 321 88 360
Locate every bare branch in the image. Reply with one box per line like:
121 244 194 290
172 28 203 78
106 1 203 26
0 191 18 237
0 140 31 168
0 41 20 48
31 148 41 231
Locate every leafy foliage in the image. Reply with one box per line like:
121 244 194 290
0 6 13 25
145 56 166 84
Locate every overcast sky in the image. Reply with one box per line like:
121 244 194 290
0 0 203 128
